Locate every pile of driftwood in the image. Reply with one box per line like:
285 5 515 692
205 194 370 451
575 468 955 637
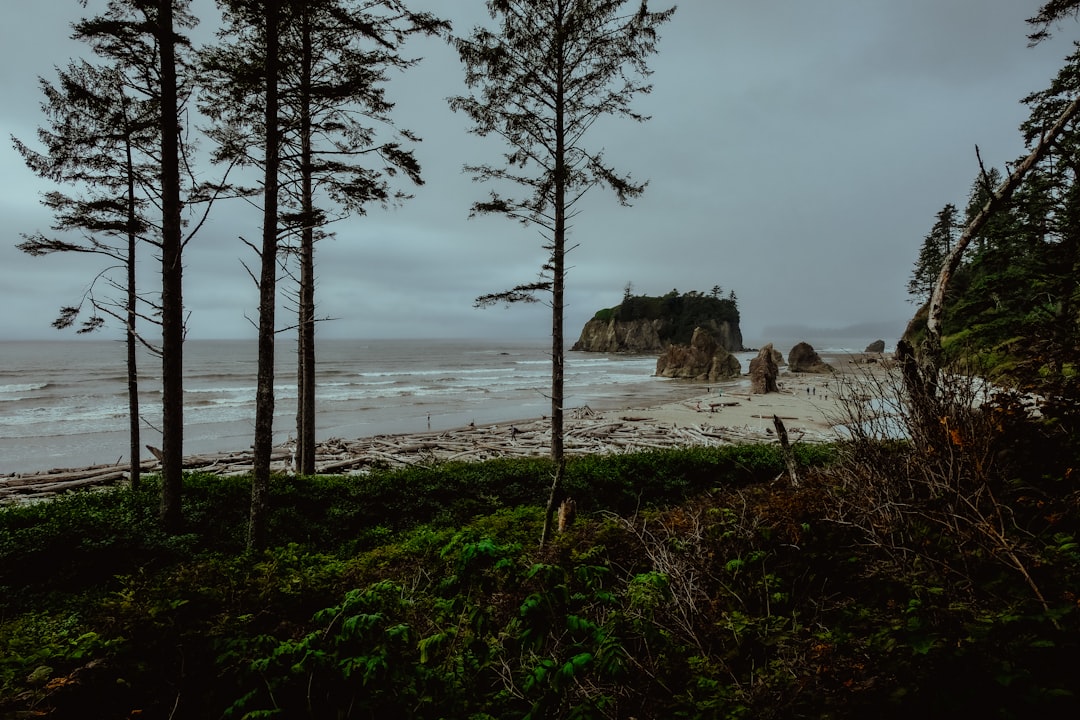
0 406 833 504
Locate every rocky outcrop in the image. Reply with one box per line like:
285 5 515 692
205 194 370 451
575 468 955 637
574 317 743 354
655 327 742 382
749 343 780 393
788 342 834 373
865 339 886 353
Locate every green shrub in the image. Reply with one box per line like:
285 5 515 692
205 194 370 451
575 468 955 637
2 439 1079 719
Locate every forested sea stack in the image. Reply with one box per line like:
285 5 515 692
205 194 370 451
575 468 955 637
573 288 744 354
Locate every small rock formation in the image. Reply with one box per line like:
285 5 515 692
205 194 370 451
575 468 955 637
788 341 834 373
749 343 780 393
771 347 785 366
655 326 742 381
865 339 886 353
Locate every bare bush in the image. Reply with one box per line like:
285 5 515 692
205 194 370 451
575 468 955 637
823 343 1052 614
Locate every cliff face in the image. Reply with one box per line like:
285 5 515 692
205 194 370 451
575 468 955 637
571 317 663 353
572 317 743 354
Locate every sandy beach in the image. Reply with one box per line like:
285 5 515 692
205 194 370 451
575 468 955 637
0 350 885 502
627 364 849 437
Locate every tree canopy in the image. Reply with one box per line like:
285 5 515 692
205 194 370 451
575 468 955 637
590 288 741 345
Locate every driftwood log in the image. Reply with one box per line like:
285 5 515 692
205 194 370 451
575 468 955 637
1 408 834 504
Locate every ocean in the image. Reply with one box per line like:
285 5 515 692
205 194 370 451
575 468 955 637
0 338 722 475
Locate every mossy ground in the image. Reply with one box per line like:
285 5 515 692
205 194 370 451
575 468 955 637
1 441 1077 719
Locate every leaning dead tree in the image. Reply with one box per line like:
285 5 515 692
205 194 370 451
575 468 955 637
923 94 1080 373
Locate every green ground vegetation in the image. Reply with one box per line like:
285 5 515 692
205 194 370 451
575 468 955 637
2 421 1078 719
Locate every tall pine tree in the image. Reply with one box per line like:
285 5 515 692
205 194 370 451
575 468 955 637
14 59 158 488
201 0 442 545
61 0 196 528
908 203 957 304
276 0 446 475
451 0 675 546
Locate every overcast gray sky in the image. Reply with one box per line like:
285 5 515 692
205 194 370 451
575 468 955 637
1 0 1076 348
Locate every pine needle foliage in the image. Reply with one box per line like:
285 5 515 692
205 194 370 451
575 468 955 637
449 0 676 546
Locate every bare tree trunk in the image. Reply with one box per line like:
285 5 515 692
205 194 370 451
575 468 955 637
158 0 184 531
298 232 315 475
540 50 568 549
124 124 141 490
772 415 799 487
297 10 316 477
540 227 566 548
250 0 281 551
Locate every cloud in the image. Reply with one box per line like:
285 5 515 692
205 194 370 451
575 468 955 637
1 0 1076 343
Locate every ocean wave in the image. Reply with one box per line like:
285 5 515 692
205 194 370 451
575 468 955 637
356 366 519 379
0 382 50 394
0 338 697 472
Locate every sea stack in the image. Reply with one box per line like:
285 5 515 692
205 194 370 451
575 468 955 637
749 343 780 393
655 326 742 381
788 342 834 373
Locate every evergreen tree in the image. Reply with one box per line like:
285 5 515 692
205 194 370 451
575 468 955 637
1014 46 1080 387
451 0 675 546
277 1 445 476
1027 0 1080 43
62 0 197 529
202 0 442 547
907 203 957 304
201 0 445 481
250 0 281 551
13 59 158 488
923 6 1080 364
927 43 1080 400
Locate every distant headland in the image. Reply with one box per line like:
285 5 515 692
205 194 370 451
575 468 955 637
572 288 743 354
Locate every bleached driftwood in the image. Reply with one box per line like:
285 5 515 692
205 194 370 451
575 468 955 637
0 409 835 504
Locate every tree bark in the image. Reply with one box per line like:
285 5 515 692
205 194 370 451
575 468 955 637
297 9 317 477
124 107 141 490
250 0 281 551
540 22 568 549
158 0 184 531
